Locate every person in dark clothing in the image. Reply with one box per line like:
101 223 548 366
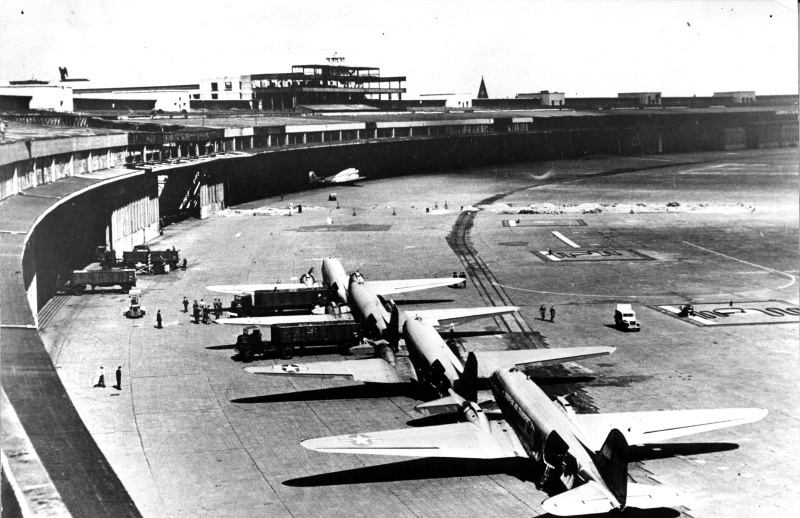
539 305 546 320
193 300 200 324
156 310 163 329
94 366 105 388
183 297 189 313
202 305 209 324
182 257 187 270
114 366 122 390
549 306 556 322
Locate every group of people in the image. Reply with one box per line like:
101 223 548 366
94 366 123 390
539 304 556 322
188 297 224 324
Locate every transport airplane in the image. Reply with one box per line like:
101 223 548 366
207 257 462 303
246 302 614 401
309 168 366 185
215 258 489 333
301 367 767 516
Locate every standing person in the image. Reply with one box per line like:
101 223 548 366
94 366 105 388
156 309 163 329
215 298 222 318
182 296 189 313
539 305 546 320
0 120 6 141
182 257 187 270
114 366 122 390
549 305 556 322
193 300 200 324
202 304 209 324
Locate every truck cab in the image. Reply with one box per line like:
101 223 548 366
230 293 254 316
614 304 640 331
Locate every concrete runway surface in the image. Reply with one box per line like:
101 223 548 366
40 148 798 517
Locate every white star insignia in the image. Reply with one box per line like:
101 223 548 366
345 433 377 446
281 364 301 373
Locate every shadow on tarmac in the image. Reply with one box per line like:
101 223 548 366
629 442 739 463
231 383 419 404
284 457 535 487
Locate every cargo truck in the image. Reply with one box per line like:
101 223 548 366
70 265 137 294
229 286 332 317
234 319 362 362
614 304 641 331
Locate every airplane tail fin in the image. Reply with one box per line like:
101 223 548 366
458 352 478 402
388 301 403 352
309 171 320 184
596 428 628 508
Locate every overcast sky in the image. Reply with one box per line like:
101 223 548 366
1 0 796 98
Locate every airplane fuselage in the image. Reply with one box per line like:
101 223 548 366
321 258 349 303
490 369 619 507
404 318 464 395
347 274 391 339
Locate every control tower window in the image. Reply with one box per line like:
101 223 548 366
211 82 218 91
225 81 232 91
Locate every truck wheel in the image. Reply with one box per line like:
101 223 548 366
280 344 294 360
340 342 354 355
73 285 85 296
242 349 255 363
122 285 130 294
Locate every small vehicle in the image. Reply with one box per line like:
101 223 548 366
678 304 695 318
124 290 146 318
234 319 361 362
614 304 640 331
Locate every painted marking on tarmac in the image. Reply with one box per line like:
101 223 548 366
653 301 799 326
682 241 797 290
501 219 587 227
493 282 638 299
533 249 655 262
552 231 581 248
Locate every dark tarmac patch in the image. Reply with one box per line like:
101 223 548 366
533 248 655 262
296 224 392 232
498 241 528 246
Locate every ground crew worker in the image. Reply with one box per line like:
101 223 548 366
193 300 200 324
156 309 163 329
539 305 546 320
182 257 187 270
114 366 122 391
94 366 105 388
183 296 189 313
215 299 222 318
549 305 556 322
202 305 209 324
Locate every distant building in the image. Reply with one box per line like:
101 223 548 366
72 84 196 112
618 92 661 106
477 77 489 99
515 90 565 106
0 83 74 111
714 91 756 103
198 57 406 111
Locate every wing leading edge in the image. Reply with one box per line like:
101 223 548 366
301 420 528 459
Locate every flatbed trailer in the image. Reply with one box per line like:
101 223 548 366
70 265 137 294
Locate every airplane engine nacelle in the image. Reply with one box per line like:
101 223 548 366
458 400 491 434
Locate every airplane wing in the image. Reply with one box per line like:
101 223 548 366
244 358 408 383
570 408 768 451
364 277 464 295
472 346 615 378
301 420 528 459
541 481 682 516
406 306 518 327
206 283 310 294
215 314 354 326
